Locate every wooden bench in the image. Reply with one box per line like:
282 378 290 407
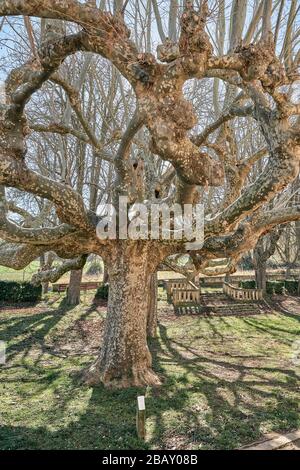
80 282 100 292
52 282 100 293
223 282 264 301
52 283 69 293
166 279 199 296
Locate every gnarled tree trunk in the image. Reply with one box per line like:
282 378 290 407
67 269 83 306
83 243 162 388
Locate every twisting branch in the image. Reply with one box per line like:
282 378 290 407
0 0 141 82
0 185 76 244
0 242 45 270
6 31 85 114
192 104 253 146
31 254 88 285
0 155 90 230
114 109 145 199
51 74 103 151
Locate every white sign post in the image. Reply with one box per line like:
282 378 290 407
136 395 146 440
0 341 6 365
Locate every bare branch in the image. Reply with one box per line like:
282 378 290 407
31 254 88 285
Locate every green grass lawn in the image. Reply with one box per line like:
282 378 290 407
0 261 103 283
0 262 40 282
0 295 299 450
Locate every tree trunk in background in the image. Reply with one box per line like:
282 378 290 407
255 260 267 292
297 221 300 293
147 272 158 338
284 225 291 279
39 254 46 293
296 221 300 258
82 243 162 388
103 264 109 284
67 269 83 306
43 280 49 295
39 252 55 294
253 238 267 292
253 229 283 293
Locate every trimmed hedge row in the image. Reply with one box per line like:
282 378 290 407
240 280 256 290
95 283 109 300
240 280 299 296
284 280 299 296
0 281 42 303
266 281 285 295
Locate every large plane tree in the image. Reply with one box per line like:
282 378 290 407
0 0 299 388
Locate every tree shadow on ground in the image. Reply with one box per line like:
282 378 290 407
0 307 299 450
0 309 66 362
146 321 299 449
0 385 148 450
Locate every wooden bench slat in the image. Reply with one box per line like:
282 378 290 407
52 282 101 292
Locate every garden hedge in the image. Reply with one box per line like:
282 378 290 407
0 281 42 303
240 279 299 296
95 283 109 300
266 281 285 295
239 280 257 290
283 280 299 296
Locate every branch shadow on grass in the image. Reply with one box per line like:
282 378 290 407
146 319 299 449
0 306 299 450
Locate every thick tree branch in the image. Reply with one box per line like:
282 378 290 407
31 254 88 285
0 0 141 82
202 205 300 264
6 31 85 114
0 185 76 244
0 155 90 230
0 242 45 270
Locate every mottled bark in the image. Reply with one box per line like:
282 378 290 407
0 0 299 390
39 252 55 294
67 269 83 306
39 254 47 294
82 243 161 388
253 229 283 292
253 236 267 291
254 259 267 292
296 221 300 261
103 264 109 284
31 255 88 286
147 272 158 338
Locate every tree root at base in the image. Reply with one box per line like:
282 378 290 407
80 362 162 388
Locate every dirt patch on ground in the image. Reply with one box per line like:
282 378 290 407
280 439 300 450
271 296 300 315
240 431 300 450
